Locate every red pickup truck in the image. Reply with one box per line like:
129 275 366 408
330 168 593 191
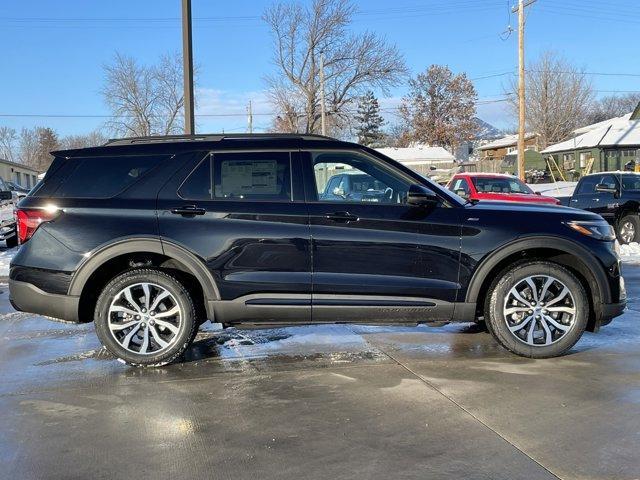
447 173 561 205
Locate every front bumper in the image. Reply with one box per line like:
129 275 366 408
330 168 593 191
9 279 80 322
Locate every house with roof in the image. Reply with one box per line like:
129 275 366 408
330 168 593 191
476 133 545 175
541 106 640 177
375 145 457 179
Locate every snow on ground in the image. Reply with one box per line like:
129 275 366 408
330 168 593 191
619 242 640 264
0 247 18 277
529 181 577 197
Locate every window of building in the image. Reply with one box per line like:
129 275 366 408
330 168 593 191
562 153 575 170
579 152 593 169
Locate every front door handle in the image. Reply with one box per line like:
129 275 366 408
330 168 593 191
325 211 359 223
171 205 206 216
592 198 600 202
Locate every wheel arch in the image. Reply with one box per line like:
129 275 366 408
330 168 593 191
465 236 610 332
70 237 219 322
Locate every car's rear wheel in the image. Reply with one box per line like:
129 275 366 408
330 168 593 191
94 268 198 367
617 215 639 244
485 261 588 358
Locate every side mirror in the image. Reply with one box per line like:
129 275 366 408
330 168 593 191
535 191 541 195
332 186 346 197
406 184 438 207
0 190 12 200
595 184 618 194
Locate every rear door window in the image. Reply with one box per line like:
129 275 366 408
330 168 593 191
53 155 163 198
179 152 293 202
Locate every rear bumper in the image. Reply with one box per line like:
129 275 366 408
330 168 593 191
9 279 80 322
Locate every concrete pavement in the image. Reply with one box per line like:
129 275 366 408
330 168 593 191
1 264 639 479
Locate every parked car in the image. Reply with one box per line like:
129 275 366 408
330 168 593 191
0 177 18 247
557 171 640 244
9 134 625 366
447 173 561 205
6 181 31 199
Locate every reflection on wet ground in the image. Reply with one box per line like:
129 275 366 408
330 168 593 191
1 265 640 479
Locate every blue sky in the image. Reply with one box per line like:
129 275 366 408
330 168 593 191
1 0 639 137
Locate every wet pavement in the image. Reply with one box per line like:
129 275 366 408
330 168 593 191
1 266 639 479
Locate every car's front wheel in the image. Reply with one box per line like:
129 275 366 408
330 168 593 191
94 268 198 367
617 215 639 244
485 261 588 358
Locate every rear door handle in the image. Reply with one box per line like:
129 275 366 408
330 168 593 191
325 211 359 223
171 205 206 216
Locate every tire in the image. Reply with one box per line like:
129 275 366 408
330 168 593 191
617 215 639 244
485 261 588 358
94 268 198 367
5 233 18 248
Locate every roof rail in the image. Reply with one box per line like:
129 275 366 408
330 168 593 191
103 133 335 146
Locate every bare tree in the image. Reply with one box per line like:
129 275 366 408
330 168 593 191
586 93 640 124
399 65 478 151
102 52 186 137
19 128 40 169
60 130 108 150
263 0 407 135
0 126 17 161
508 50 593 148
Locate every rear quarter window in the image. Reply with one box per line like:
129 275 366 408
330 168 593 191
50 155 165 198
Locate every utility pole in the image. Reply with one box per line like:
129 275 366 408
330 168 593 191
182 0 195 135
320 54 326 136
247 100 253 134
512 0 536 180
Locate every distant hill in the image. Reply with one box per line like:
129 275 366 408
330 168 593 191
474 118 503 140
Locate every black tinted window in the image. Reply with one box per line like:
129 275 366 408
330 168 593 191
213 152 292 201
55 155 161 198
179 157 212 200
576 176 599 194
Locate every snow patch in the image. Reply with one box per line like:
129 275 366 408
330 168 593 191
0 247 18 277
529 182 577 198
620 242 640 264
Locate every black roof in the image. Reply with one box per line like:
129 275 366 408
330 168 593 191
53 133 357 158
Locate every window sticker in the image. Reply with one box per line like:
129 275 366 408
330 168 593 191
220 160 278 196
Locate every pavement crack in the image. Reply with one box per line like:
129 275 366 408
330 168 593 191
380 347 562 480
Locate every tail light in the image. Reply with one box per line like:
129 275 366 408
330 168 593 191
15 206 60 244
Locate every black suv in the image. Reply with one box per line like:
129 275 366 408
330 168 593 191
9 134 626 366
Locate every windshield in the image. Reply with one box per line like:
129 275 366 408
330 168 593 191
471 176 533 194
621 174 640 191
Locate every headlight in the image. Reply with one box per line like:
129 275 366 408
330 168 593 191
565 220 616 241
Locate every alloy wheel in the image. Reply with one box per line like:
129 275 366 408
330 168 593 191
108 282 182 355
503 275 576 346
619 221 635 244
